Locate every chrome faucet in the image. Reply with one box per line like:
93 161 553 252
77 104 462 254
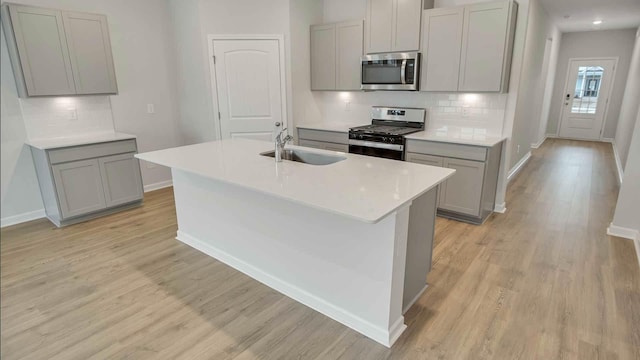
274 122 293 162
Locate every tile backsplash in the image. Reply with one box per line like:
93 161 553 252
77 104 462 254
316 91 508 136
20 96 116 140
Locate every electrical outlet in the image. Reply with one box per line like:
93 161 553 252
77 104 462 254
345 101 351 111
147 104 155 114
68 108 77 120
462 106 470 117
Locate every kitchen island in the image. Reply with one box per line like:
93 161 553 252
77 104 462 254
136 138 453 347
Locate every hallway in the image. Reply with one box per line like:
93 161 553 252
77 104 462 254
1 138 639 359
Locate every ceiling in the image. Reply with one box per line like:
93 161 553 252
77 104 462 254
538 0 640 32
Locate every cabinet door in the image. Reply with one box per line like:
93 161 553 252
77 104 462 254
62 11 118 94
310 24 336 90
406 152 444 206
7 5 76 96
421 7 463 92
299 139 348 153
365 0 393 53
98 153 143 207
392 0 422 52
440 158 485 216
458 1 511 92
336 20 363 90
52 159 106 219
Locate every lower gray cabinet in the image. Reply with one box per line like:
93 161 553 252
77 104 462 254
52 158 107 218
99 153 143 207
439 158 485 216
406 139 503 224
299 139 348 152
30 139 143 227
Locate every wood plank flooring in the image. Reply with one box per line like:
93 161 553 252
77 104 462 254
2 138 639 359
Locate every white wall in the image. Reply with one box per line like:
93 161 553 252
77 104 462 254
546 29 637 138
1 0 181 225
0 26 44 225
507 0 555 169
609 108 640 241
168 0 294 144
290 0 324 129
614 28 640 172
535 25 561 146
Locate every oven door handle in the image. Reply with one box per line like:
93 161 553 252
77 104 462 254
348 139 404 151
400 59 407 85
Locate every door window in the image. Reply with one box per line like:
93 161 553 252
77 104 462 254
571 66 603 114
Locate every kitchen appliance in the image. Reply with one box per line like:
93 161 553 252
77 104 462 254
349 107 425 160
361 52 421 91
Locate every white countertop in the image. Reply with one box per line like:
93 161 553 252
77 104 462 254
405 127 507 147
136 138 454 223
296 122 506 147
26 132 137 150
296 122 368 133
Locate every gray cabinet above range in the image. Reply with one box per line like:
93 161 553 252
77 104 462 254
1 3 118 97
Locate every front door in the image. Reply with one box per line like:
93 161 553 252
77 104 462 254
558 59 616 140
211 39 286 141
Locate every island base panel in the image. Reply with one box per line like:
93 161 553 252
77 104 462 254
171 169 411 347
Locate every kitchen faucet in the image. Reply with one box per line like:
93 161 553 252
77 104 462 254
274 122 293 162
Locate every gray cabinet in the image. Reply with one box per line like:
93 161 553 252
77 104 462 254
406 139 503 224
297 128 349 152
365 0 422 54
420 7 464 92
1 4 118 97
458 1 517 92
311 20 363 91
420 0 517 93
30 139 143 227
2 5 76 96
439 158 485 216
63 11 118 94
52 159 107 218
99 153 144 207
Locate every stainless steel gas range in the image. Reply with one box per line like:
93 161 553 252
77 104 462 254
348 107 426 161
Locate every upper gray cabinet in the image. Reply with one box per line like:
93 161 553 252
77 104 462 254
365 0 422 54
311 20 363 91
1 4 118 97
63 11 118 94
420 0 517 93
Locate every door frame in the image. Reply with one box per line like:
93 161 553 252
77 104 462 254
207 34 289 140
555 56 618 141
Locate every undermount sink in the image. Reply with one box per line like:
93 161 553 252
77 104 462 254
260 149 346 165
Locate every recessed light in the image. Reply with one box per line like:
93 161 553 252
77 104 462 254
593 20 603 25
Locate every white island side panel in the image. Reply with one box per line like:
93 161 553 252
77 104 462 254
172 169 410 347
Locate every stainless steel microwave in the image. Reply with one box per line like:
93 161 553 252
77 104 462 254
361 52 421 91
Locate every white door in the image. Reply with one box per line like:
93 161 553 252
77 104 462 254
558 59 616 140
212 39 286 141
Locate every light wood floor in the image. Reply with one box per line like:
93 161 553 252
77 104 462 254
2 138 639 359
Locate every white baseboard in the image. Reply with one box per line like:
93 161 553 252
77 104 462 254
176 230 401 347
607 224 640 267
610 141 624 186
144 180 173 192
601 137 614 143
1 209 46 228
403 284 428 314
507 151 532 183
494 202 507 213
531 136 547 149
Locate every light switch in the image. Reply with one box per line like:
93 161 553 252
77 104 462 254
68 108 78 120
147 104 155 114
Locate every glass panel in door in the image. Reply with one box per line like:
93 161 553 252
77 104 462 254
571 66 603 114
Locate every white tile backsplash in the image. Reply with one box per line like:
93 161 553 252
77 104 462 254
316 92 507 136
20 96 116 141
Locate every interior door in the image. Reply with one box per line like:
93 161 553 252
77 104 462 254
558 59 616 140
212 39 286 141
